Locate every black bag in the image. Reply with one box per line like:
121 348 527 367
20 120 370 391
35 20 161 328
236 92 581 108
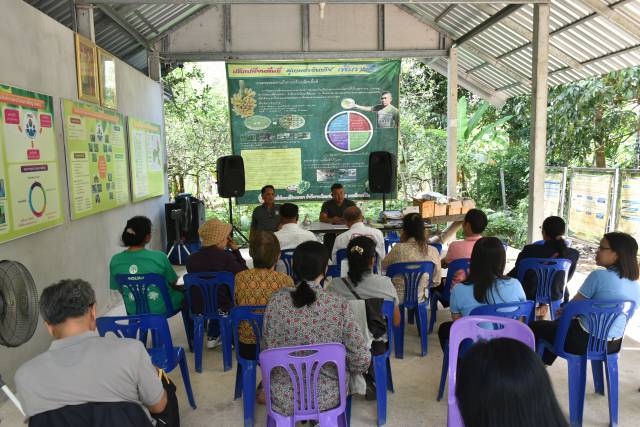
151 370 180 427
341 278 387 339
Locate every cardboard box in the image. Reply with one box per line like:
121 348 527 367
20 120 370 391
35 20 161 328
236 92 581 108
447 200 462 215
461 198 476 214
434 203 448 216
413 198 435 218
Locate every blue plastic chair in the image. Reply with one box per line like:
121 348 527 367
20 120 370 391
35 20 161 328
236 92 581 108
386 261 435 358
429 258 470 334
436 300 535 401
373 300 396 426
96 314 197 409
115 273 192 351
230 306 265 427
280 249 295 277
536 299 636 427
428 242 443 255
183 272 234 372
384 232 400 254
533 239 545 245
516 258 572 320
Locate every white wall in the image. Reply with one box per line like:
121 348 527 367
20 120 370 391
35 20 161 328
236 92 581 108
0 0 168 391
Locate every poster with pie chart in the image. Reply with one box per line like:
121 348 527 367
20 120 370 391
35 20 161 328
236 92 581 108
0 83 64 244
227 60 399 204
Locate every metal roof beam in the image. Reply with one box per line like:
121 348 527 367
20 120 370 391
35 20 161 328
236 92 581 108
161 49 447 61
397 4 531 88
98 4 152 50
434 5 456 23
453 5 522 47
134 9 160 36
78 0 549 4
549 43 640 77
580 0 640 40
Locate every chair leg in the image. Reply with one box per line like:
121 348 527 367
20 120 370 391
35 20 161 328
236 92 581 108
181 309 193 353
416 304 428 357
386 357 394 393
234 363 243 400
373 355 388 426
428 298 437 334
567 357 587 427
605 355 619 427
193 317 204 373
393 306 405 359
241 362 257 427
345 394 352 427
220 318 233 372
591 360 605 395
437 343 448 401
178 351 197 409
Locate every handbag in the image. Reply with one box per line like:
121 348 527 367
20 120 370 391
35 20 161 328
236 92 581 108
341 278 387 339
151 370 180 427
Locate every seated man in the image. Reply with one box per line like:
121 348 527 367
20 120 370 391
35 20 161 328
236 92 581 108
274 202 318 250
319 183 356 252
251 185 281 233
15 279 167 423
331 206 385 271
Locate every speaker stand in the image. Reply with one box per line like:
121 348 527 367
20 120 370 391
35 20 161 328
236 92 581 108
228 198 249 244
382 192 387 212
166 214 191 264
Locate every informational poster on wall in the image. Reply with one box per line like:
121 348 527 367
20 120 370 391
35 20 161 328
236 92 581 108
62 99 129 219
0 84 64 243
127 117 164 202
567 169 614 244
226 60 400 204
544 167 565 219
616 170 640 240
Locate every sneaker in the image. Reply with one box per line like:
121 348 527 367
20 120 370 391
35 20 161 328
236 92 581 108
207 337 221 349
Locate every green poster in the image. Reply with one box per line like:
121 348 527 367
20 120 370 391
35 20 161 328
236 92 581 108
0 84 64 243
226 60 400 204
62 99 130 219
128 117 164 202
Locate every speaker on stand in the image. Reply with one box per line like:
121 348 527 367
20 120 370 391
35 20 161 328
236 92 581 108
165 194 205 265
216 155 248 244
369 151 396 211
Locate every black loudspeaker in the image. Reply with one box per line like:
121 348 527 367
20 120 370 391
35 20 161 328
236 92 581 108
216 155 245 197
165 195 205 244
368 151 396 193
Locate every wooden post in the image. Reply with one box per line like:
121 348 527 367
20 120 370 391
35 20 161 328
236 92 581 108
75 4 95 41
447 46 458 198
528 4 550 242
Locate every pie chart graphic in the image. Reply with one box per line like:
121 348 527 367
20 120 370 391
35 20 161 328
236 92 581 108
325 111 373 153
28 181 46 217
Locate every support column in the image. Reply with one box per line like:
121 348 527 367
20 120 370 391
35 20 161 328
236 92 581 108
75 4 95 41
148 41 161 82
527 4 550 242
447 47 458 198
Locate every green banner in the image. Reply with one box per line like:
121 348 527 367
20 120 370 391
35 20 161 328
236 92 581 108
0 84 64 243
128 117 164 202
62 99 130 219
226 60 400 204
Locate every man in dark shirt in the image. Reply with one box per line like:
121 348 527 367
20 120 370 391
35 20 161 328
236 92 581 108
319 183 356 251
251 185 281 233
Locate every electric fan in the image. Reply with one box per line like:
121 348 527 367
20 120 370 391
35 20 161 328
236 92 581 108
0 260 39 416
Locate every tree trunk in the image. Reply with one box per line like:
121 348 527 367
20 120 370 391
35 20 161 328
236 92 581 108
594 104 606 168
178 175 185 194
195 174 201 199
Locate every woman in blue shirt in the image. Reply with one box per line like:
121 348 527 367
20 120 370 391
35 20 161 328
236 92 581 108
532 232 640 365
438 237 526 351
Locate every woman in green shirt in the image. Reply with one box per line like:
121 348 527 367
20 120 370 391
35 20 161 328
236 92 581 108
109 216 183 314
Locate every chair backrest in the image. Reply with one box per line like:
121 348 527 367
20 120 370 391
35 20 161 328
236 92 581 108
447 316 535 427
552 299 636 359
384 232 400 253
259 343 347 424
28 401 154 427
516 258 572 303
533 240 545 245
96 314 174 361
428 242 443 255
325 265 341 278
183 272 235 319
470 300 536 324
385 261 435 308
115 273 173 315
442 258 471 302
230 305 265 362
280 249 295 277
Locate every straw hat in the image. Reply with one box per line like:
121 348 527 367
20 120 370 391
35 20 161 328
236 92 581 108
198 218 231 248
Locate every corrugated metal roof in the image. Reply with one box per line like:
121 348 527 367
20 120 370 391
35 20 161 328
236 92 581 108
20 0 640 100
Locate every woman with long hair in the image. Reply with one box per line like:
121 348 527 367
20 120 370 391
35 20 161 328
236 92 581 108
508 216 579 317
109 216 183 314
456 338 568 427
531 232 640 365
382 213 442 303
262 241 370 415
437 237 526 351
